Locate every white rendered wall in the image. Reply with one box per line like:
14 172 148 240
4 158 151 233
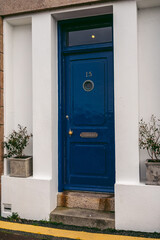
32 12 58 211
114 1 139 184
138 7 160 181
2 176 52 220
2 14 58 220
3 0 140 223
116 184 160 232
13 25 33 155
4 22 32 155
3 0 160 232
115 5 160 232
2 3 114 221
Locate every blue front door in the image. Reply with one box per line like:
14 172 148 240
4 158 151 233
59 16 115 192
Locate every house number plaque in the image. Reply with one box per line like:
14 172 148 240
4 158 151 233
80 132 98 138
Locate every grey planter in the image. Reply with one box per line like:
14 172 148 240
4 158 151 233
9 156 32 177
145 160 160 185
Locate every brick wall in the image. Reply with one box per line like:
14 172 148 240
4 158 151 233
0 17 3 196
0 0 112 16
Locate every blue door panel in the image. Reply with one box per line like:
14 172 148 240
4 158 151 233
70 143 107 176
72 59 105 125
64 51 115 192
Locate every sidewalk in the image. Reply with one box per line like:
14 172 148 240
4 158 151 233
0 220 159 240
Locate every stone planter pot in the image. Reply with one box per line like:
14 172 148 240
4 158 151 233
9 156 32 177
145 160 160 185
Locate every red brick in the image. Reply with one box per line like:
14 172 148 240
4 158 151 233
0 107 3 124
0 34 3 53
0 127 4 168
0 71 3 89
0 17 2 35
0 88 3 106
0 125 3 142
0 53 3 71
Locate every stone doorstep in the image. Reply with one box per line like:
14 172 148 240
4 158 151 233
50 207 115 230
57 191 114 212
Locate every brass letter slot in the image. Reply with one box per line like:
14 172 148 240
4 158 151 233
80 132 98 138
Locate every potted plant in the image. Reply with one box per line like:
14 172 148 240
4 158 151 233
139 115 160 185
4 124 33 177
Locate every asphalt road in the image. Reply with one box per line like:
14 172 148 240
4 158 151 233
0 230 74 240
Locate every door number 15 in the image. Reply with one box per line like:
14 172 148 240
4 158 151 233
86 71 92 77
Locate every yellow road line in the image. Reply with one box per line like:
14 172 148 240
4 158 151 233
0 221 158 240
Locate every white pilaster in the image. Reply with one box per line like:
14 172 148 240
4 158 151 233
32 13 58 183
114 1 139 184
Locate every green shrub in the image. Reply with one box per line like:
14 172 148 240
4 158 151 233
139 115 160 160
4 125 32 158
7 212 20 222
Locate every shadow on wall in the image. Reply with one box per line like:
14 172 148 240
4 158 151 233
139 149 148 182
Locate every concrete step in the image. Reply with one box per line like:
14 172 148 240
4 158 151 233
57 191 114 212
50 207 115 230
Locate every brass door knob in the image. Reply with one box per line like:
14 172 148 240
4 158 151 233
68 130 73 136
